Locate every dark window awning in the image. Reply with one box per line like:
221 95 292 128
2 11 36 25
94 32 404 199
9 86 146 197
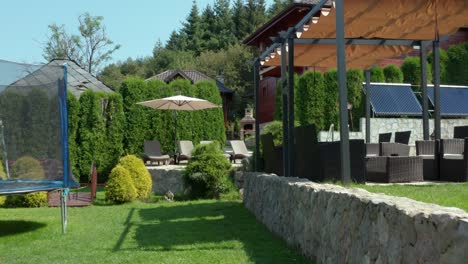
368 83 422 116
428 85 468 117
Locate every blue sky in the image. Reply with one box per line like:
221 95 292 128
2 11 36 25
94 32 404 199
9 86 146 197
0 0 273 65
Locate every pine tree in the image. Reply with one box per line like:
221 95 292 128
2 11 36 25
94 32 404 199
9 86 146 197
232 0 248 40
182 0 203 54
268 0 292 18
166 30 187 51
213 0 236 50
245 0 268 36
200 4 218 51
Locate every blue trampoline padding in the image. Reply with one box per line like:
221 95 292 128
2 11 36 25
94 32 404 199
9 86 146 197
0 180 64 195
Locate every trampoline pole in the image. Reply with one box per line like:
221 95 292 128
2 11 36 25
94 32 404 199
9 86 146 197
61 188 69 234
0 120 9 179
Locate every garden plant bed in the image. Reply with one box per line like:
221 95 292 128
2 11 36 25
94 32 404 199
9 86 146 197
0 194 311 264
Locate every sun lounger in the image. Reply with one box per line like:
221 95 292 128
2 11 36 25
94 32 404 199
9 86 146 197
143 141 171 165
229 140 252 163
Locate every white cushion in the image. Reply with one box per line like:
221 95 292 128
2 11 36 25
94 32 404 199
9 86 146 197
444 154 464 160
418 154 434 160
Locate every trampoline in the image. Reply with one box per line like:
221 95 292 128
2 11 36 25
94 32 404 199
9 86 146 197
0 60 77 233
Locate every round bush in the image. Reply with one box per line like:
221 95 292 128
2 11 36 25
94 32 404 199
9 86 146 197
118 155 152 200
0 160 6 180
22 192 48 207
184 143 232 199
105 165 137 203
3 192 47 208
10 156 45 180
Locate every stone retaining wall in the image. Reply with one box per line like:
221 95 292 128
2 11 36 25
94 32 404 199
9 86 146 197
243 173 468 264
148 166 185 195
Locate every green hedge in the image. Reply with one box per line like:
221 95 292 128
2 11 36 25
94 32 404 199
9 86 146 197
347 69 364 131
72 90 124 182
67 94 80 178
297 71 326 130
120 77 153 155
383 65 404 83
195 81 226 145
370 67 385 82
445 43 468 85
401 56 432 90
323 69 339 129
120 78 226 156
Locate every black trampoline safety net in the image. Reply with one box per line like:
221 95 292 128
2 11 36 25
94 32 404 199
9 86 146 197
0 60 76 195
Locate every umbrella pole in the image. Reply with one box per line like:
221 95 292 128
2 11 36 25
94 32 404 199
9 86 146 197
174 110 177 164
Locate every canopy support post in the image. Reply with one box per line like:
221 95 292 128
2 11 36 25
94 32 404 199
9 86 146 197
433 40 441 140
287 35 295 177
420 42 430 140
253 60 261 171
365 69 371 143
280 40 289 177
335 0 351 185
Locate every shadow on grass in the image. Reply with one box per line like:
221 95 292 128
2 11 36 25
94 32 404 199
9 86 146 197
114 201 310 263
0 220 46 237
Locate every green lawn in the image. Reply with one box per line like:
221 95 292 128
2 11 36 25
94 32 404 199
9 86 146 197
354 183 468 212
0 196 311 264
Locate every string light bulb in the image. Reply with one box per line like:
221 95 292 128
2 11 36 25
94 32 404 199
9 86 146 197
260 60 265 66
296 31 303 38
270 52 276 59
312 16 320 24
276 47 281 56
321 6 331 16
285 43 289 53
265 56 270 62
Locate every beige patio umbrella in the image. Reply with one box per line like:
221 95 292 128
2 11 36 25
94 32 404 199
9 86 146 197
137 95 220 159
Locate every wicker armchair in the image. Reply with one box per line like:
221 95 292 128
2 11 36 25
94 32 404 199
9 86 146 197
440 138 468 182
260 133 283 175
319 139 366 183
415 140 438 181
293 125 319 181
366 156 423 183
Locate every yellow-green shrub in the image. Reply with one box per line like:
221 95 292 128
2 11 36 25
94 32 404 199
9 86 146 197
0 196 5 207
3 192 47 208
105 165 137 203
0 160 6 180
10 156 45 180
117 155 152 200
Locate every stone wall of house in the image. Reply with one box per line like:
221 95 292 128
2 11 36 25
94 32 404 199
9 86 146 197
148 166 185 195
318 118 468 145
243 173 468 264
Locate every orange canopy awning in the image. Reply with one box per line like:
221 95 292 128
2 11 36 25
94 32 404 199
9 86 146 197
263 0 468 69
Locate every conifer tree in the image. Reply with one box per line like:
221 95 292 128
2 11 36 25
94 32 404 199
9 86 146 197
213 0 236 50
182 0 203 54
